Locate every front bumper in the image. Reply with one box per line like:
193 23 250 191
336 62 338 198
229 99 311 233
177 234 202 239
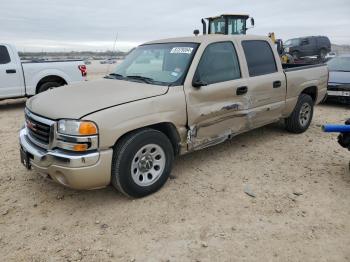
19 128 113 190
327 84 350 104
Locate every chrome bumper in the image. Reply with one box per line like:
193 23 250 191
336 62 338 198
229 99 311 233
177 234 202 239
19 128 113 190
20 128 99 168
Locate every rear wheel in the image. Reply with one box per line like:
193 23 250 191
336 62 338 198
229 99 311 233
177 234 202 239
111 129 174 198
37 81 60 93
319 49 327 60
285 94 314 133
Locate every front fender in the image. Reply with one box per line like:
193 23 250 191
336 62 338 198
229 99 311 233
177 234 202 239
83 86 188 149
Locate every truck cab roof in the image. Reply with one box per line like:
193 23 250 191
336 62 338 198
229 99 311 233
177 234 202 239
144 34 272 45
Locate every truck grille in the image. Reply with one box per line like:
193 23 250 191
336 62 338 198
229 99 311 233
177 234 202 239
25 110 52 149
328 84 350 91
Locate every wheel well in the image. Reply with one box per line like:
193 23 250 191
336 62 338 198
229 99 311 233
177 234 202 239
36 75 67 93
115 123 181 155
301 86 317 102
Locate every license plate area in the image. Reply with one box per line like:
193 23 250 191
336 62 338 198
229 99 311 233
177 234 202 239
20 147 32 170
327 90 350 97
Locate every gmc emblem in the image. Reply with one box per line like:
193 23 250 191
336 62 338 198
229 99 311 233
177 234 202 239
26 120 37 132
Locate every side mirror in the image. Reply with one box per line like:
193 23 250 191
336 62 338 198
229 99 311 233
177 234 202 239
250 17 255 27
193 29 200 36
192 79 208 88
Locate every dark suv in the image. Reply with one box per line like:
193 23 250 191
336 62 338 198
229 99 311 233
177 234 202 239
284 36 331 59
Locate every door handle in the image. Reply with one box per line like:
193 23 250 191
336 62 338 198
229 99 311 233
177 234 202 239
6 69 16 74
273 81 281 88
236 86 248 95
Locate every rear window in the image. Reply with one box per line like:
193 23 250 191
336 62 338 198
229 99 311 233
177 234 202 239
0 45 11 64
242 40 277 77
319 37 330 44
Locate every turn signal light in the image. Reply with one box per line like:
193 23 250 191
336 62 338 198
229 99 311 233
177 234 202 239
79 122 97 135
73 144 88 152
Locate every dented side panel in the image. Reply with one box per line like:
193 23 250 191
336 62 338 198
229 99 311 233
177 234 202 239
183 37 288 151
185 75 251 150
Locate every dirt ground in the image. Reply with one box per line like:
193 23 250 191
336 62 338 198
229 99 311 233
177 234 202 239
0 67 349 261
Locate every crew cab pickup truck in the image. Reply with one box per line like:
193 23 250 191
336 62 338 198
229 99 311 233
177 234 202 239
0 43 87 100
19 35 328 198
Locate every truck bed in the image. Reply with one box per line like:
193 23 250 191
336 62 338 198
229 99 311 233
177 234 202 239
21 60 83 64
283 63 328 109
21 60 86 96
282 63 326 72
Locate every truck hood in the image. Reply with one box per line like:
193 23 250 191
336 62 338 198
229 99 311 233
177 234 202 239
329 71 350 84
26 78 169 119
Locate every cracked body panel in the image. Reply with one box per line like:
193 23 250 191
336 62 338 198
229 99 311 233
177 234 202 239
183 37 289 151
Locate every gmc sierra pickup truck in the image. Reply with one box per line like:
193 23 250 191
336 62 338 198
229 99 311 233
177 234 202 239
19 35 328 198
0 43 87 100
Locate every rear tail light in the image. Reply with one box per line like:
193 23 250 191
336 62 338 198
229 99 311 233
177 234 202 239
78 65 87 77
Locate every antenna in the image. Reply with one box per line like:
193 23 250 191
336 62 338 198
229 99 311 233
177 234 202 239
112 33 118 54
106 33 118 75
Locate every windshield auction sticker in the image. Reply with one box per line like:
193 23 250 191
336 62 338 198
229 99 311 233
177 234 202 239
170 47 193 54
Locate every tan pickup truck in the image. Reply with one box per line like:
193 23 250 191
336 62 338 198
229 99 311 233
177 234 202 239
19 34 328 197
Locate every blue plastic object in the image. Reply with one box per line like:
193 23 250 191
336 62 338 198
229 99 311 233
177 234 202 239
322 124 350 133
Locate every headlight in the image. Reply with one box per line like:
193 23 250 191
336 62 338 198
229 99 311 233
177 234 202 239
56 120 98 152
57 120 98 136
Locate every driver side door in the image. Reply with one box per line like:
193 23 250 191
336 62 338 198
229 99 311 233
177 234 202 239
184 41 249 150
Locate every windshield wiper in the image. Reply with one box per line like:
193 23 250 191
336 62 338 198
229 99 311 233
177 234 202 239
105 73 124 79
331 70 350 72
126 75 155 84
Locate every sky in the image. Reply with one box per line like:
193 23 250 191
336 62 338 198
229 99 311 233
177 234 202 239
1 0 350 52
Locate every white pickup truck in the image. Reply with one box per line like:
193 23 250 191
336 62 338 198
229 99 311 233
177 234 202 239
0 43 87 100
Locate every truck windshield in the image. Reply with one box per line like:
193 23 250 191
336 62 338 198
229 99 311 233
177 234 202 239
111 43 199 86
209 17 246 35
327 57 350 72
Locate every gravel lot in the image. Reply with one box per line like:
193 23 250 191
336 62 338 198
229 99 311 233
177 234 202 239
0 66 349 261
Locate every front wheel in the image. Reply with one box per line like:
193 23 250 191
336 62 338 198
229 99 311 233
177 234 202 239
111 129 174 198
285 94 314 133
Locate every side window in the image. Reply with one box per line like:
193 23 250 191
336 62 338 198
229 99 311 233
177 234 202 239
242 40 277 77
195 42 241 85
0 45 11 64
301 38 309 45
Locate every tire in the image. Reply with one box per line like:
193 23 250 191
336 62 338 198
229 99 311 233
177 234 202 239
285 94 314 134
319 49 327 60
37 82 60 94
292 51 300 60
111 128 174 198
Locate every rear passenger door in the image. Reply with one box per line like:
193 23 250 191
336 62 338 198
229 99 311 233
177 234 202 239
241 40 286 128
185 41 249 149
